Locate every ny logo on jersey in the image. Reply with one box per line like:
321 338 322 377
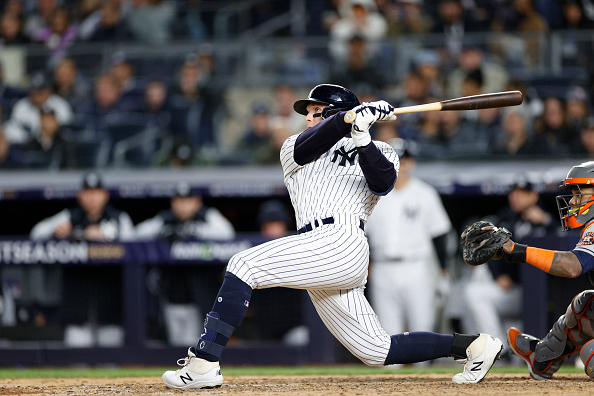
331 147 358 166
404 206 419 220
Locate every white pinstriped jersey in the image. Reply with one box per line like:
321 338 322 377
280 134 400 229
227 131 400 366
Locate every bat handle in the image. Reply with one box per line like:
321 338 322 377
344 110 356 124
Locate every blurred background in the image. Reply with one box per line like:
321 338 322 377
0 0 592 367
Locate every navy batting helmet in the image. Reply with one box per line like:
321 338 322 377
293 84 360 119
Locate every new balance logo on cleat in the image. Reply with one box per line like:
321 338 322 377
452 334 503 384
471 361 483 372
180 373 193 385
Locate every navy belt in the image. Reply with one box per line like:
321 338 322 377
298 217 364 234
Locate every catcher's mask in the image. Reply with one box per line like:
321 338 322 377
293 84 360 119
556 161 594 231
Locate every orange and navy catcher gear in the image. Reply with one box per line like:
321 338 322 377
557 161 594 231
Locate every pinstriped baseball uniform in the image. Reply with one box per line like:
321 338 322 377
227 134 399 365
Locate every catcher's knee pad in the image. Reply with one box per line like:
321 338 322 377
569 290 594 340
571 290 594 322
580 339 594 378
536 315 571 362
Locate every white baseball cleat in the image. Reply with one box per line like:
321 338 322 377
452 333 503 384
162 347 224 389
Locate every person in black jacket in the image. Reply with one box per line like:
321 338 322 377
135 182 235 346
29 172 135 347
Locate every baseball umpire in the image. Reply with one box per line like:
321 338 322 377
460 160 594 379
162 84 503 389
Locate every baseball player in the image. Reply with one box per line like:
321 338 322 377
466 161 594 379
365 138 452 338
162 84 503 389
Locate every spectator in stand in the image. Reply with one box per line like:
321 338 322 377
328 0 388 62
491 0 548 69
430 0 481 57
412 49 445 98
135 79 175 131
471 106 504 148
558 0 594 71
76 73 129 131
0 110 24 169
253 124 294 165
170 55 222 148
329 34 386 94
0 11 30 45
135 181 235 346
269 84 306 136
577 116 594 157
380 0 432 36
394 70 430 134
52 58 91 112
532 96 572 156
33 7 78 66
23 0 58 42
77 0 127 42
18 107 71 169
417 108 489 159
564 85 590 148
446 42 509 99
30 172 134 347
126 0 176 44
166 139 195 168
239 103 277 164
505 77 543 130
108 52 145 106
491 108 551 158
4 71 73 145
3 0 24 18
0 61 27 121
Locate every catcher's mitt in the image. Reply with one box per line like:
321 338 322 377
461 220 512 266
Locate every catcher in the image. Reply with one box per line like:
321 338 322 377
460 160 594 379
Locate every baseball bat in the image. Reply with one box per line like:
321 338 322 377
343 90 523 123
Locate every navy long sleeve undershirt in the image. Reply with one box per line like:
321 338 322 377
294 112 352 165
293 112 397 195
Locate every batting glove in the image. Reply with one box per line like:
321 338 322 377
351 101 397 146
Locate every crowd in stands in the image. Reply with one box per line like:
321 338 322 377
0 0 593 169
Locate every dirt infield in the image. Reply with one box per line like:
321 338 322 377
0 374 592 396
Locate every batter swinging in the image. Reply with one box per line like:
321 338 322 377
162 84 503 389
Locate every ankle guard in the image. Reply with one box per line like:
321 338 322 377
197 313 236 358
450 333 479 360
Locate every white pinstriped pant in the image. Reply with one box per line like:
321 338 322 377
227 220 391 366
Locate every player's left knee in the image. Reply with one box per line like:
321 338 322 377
359 357 385 367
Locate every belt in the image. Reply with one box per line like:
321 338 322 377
298 216 365 234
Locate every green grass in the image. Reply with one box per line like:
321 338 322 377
0 365 584 379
